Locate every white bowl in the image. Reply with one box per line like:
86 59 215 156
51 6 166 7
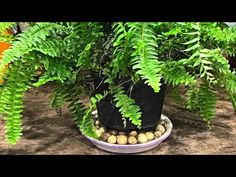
85 114 172 154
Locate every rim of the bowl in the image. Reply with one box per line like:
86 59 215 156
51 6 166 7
84 114 173 148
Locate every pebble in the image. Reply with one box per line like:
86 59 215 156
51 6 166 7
96 129 102 137
137 133 148 144
101 132 110 141
159 120 165 125
128 136 137 144
118 132 126 135
110 130 118 135
91 110 98 116
145 132 155 141
99 127 106 133
154 131 162 138
117 135 128 145
156 125 165 134
129 131 138 137
93 119 167 144
107 135 117 144
95 120 100 126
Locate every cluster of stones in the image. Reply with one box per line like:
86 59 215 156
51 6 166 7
92 110 166 145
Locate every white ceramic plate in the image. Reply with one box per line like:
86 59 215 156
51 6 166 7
85 114 173 154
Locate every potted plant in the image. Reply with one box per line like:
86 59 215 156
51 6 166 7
0 22 236 150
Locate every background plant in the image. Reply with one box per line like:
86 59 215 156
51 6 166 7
0 22 236 145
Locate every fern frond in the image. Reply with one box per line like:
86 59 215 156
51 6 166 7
111 22 133 77
181 23 218 85
40 57 76 83
80 111 97 138
162 61 195 86
56 83 98 138
76 43 94 68
224 71 236 94
128 22 163 93
58 84 86 126
0 60 38 144
48 87 65 109
169 86 184 105
80 94 103 138
32 37 67 58
198 84 217 123
103 71 142 128
185 85 200 112
62 22 104 70
0 22 16 42
199 49 216 84
230 95 236 110
0 23 66 71
112 85 142 128
0 22 16 33
185 83 217 124
208 50 236 107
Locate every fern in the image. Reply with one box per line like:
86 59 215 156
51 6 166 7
0 60 38 144
0 23 66 72
0 22 16 42
230 95 236 110
197 84 217 123
0 22 105 143
80 94 103 138
169 87 184 104
111 22 133 78
58 84 86 126
55 83 98 138
104 72 142 128
180 23 219 86
185 83 217 124
162 61 195 86
224 71 236 95
1 22 236 145
127 22 163 93
32 37 67 58
48 87 65 109
185 85 199 112
40 57 76 83
113 86 142 128
0 22 16 33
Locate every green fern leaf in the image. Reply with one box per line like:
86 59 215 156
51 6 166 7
0 60 38 145
0 23 66 72
113 86 142 128
128 23 163 93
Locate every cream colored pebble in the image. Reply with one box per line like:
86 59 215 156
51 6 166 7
107 135 117 144
137 133 148 144
117 135 128 145
128 136 137 144
118 131 126 135
96 129 102 138
91 110 98 115
95 120 100 126
156 125 165 134
101 132 110 141
99 127 106 133
129 131 138 137
145 132 155 141
159 120 165 125
110 130 118 135
154 131 162 138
